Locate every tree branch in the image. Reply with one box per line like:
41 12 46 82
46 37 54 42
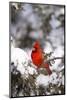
44 57 64 63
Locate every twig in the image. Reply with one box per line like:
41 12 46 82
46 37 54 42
44 57 64 63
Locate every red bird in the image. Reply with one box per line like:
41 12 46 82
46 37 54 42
31 41 52 75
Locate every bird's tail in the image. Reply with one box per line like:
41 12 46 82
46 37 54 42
46 67 52 75
44 63 52 75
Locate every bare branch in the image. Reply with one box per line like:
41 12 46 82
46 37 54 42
44 57 64 63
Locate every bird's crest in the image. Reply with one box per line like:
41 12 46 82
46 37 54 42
33 41 41 49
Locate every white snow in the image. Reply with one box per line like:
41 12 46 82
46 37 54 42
49 72 59 85
36 74 49 87
52 46 64 57
35 72 64 87
11 44 37 76
11 44 29 74
25 48 32 60
11 45 29 67
28 66 37 75
50 46 64 71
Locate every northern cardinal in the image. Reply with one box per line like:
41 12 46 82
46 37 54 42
31 41 52 75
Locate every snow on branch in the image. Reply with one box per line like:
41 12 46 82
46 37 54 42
45 57 64 63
